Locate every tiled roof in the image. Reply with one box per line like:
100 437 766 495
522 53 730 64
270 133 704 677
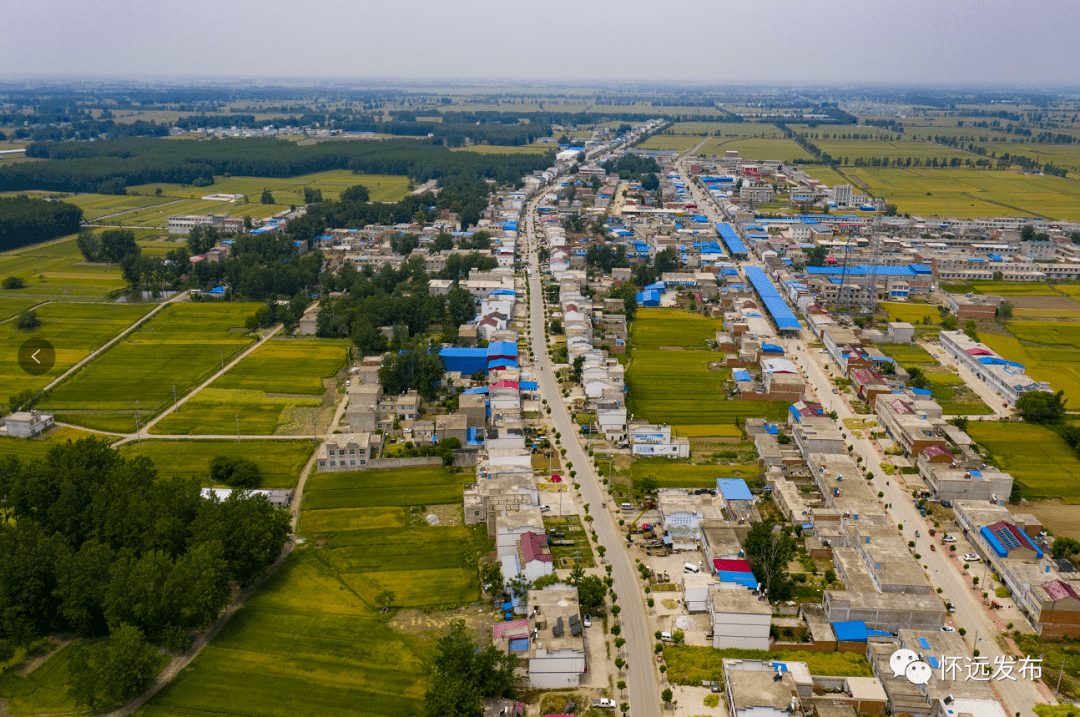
521 531 553 563
1042 579 1080 602
493 618 529 640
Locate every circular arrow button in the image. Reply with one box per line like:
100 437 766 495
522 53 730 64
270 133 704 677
18 338 55 376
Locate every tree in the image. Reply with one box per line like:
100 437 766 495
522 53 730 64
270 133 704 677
208 455 261 488
568 565 586 587
1016 390 1067 423
623 292 637 321
16 310 41 331
661 688 674 707
1052 537 1080 559
941 315 958 331
2 276 26 289
654 247 678 275
637 475 659 494
260 189 276 205
447 287 475 327
804 246 829 267
577 575 606 609
998 301 1014 320
570 356 585 383
432 232 454 253
671 629 685 645
68 623 158 711
743 520 796 601
963 319 979 341
640 172 660 191
422 620 516 717
99 229 140 264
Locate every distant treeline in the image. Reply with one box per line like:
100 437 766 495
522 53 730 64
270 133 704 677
0 195 83 251
2 138 554 194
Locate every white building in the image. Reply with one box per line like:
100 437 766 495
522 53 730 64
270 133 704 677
315 433 372 472
526 586 587 689
939 330 1050 405
709 589 772 650
2 410 54 438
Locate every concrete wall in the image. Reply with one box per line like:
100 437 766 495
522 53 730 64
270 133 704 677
365 456 443 470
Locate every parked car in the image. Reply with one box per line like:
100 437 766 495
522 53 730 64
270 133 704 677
940 626 956 632
942 536 957 544
583 614 592 628
540 505 550 512
963 553 981 562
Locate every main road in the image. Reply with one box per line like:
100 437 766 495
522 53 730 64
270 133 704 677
523 194 660 717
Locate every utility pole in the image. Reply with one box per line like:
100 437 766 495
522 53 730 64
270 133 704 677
236 414 240 443
1057 658 1066 692
172 384 179 413
312 414 317 439
135 400 141 443
220 349 224 373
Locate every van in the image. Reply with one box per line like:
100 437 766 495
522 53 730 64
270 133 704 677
621 503 634 512
683 562 701 574
661 631 672 642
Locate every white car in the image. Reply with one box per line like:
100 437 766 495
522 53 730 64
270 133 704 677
940 626 956 632
941 536 957 544
963 553 981 562
583 614 592 628
539 505 550 512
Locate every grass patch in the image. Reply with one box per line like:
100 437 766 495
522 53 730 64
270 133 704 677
0 426 107 463
40 302 259 428
876 343 936 364
980 329 1080 408
879 302 941 324
302 466 470 510
630 459 759 489
662 646 872 685
300 507 409 533
126 170 410 205
674 424 745 438
118 439 315 489
967 423 1080 504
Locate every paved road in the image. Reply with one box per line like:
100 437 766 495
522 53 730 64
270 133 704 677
524 195 660 717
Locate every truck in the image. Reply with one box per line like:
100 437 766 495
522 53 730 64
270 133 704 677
592 699 616 709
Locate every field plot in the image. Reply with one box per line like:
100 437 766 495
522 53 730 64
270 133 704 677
877 343 937 364
879 302 940 324
980 322 1080 407
451 145 553 155
697 137 813 162
302 466 467 511
65 193 175 220
0 302 153 398
843 168 1080 220
964 281 1060 296
0 426 105 464
151 338 347 435
0 235 129 307
118 439 314 489
813 137 968 163
630 459 760 489
127 170 410 205
627 310 787 427
800 166 850 187
636 135 704 152
967 423 1080 503
101 198 283 228
143 465 488 717
40 302 259 430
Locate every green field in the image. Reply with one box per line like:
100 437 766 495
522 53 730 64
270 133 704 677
876 343 937 365
626 310 787 426
980 325 1080 408
118 439 315 489
635 135 705 152
630 459 760 488
301 466 468 512
65 193 175 220
813 137 968 163
800 166 850 187
964 281 1060 296
0 426 107 464
142 465 489 717
0 235 129 308
40 302 259 429
0 642 169 715
698 137 814 162
450 144 553 155
673 424 744 438
126 170 410 206
663 646 872 686
150 338 346 435
967 422 1080 503
97 198 284 228
842 168 1080 221
879 302 940 324
0 302 153 398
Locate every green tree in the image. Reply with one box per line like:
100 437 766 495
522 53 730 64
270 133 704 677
99 229 140 264
68 623 158 711
671 629 685 645
163 539 231 631
941 315 958 331
963 319 979 341
76 228 102 261
2 276 26 289
804 246 829 267
654 247 678 274
1052 537 1080 559
569 565 586 587
432 232 455 253
637 475 659 494
998 301 1014 319
260 188 276 205
55 540 114 638
422 620 516 717
208 455 261 488
1016 390 1067 423
661 688 674 707
743 520 796 601
16 310 40 331
447 287 475 327
570 356 585 383
577 575 606 609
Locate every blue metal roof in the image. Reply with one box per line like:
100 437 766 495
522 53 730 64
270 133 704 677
805 265 919 277
978 356 1025 369
744 267 802 331
832 620 869 642
717 478 753 501
733 370 752 382
716 223 748 256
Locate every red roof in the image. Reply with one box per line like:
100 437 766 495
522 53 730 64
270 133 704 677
922 445 949 458
493 618 529 641
966 348 993 356
520 532 553 563
492 380 519 390
714 559 753 573
1042 579 1080 602
987 521 1037 553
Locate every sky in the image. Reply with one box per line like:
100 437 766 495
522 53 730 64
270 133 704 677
4 0 1080 86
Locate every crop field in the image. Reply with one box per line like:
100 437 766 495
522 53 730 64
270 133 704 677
0 302 153 398
118 439 315 489
300 506 409 532
65 193 175 220
0 643 168 715
1007 320 1080 347
812 137 969 163
100 198 284 228
627 310 787 426
636 135 705 152
964 281 1060 296
967 423 1080 503
841 168 1080 220
302 466 468 511
149 394 322 436
40 302 259 429
0 426 105 464
213 338 348 395
673 424 744 438
0 235 129 306
879 302 940 324
450 144 553 155
876 343 936 364
143 464 489 717
630 459 760 489
800 166 850 187
980 324 1080 407
126 170 410 205
697 137 814 162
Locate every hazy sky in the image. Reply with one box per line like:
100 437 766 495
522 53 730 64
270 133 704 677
5 0 1080 85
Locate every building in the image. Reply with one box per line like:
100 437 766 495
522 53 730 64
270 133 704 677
938 330 1050 405
874 395 946 457
2 410 54 438
525 587 587 689
167 213 244 234
724 659 805 717
316 433 371 471
709 589 772 649
201 487 293 508
627 422 690 458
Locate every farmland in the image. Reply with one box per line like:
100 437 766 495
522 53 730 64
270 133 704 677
626 309 788 429
0 302 153 398
150 338 347 435
39 302 259 430
301 466 469 511
119 440 315 489
0 426 105 464
450 144 553 155
142 465 488 717
840 168 1080 221
0 234 130 309
630 458 760 489
878 302 940 324
980 326 1080 408
64 193 175 220
698 137 814 162
811 136 969 163
967 423 1080 504
635 135 704 152
126 170 410 205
